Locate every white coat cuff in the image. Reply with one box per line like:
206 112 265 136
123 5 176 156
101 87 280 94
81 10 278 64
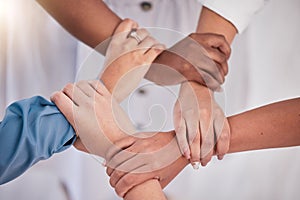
201 0 269 33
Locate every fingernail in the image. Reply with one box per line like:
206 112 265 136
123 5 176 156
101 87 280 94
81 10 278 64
183 148 191 160
218 155 224 160
192 162 200 170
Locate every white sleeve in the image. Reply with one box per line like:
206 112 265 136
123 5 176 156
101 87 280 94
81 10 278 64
199 0 270 33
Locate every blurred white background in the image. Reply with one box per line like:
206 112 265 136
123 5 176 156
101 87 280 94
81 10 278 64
0 0 299 199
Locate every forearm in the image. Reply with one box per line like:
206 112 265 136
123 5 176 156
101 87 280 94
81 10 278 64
158 97 300 188
228 98 300 153
196 7 237 44
36 0 121 51
101 77 165 200
125 180 166 200
100 63 165 198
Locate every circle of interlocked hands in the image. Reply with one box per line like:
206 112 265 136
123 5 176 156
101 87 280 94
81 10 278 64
51 19 231 197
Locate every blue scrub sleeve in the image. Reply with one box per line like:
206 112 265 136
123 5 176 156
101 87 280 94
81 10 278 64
0 96 76 184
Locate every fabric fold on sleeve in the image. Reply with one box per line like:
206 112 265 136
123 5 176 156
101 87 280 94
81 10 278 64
0 96 76 185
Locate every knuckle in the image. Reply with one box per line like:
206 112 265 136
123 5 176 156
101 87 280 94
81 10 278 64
213 33 226 41
214 109 224 118
123 18 135 25
51 92 61 102
89 79 98 86
200 108 212 118
64 83 74 92
122 175 133 187
115 170 123 179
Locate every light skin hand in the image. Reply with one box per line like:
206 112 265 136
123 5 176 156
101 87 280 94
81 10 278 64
51 19 165 157
50 80 132 157
51 19 167 200
174 81 230 168
105 131 187 197
100 19 165 103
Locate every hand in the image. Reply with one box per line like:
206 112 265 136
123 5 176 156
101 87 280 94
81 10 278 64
51 19 165 156
100 19 165 102
105 131 188 197
174 81 230 168
51 80 134 157
145 33 231 90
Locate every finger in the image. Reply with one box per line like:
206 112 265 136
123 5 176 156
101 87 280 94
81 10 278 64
124 28 150 47
198 105 214 166
187 119 201 168
198 70 222 91
75 80 97 97
88 80 110 96
200 122 214 167
205 34 231 60
109 158 144 188
106 150 137 172
205 48 227 80
113 18 138 37
185 35 225 84
132 28 150 45
105 136 136 161
137 36 159 53
106 167 114 177
73 138 89 153
174 108 190 159
50 90 77 128
110 19 139 50
62 83 89 106
143 43 165 62
114 169 157 198
214 113 230 160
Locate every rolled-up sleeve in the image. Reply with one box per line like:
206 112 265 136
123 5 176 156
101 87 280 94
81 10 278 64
0 96 76 185
200 0 270 33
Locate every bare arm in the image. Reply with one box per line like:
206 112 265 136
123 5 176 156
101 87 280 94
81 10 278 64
37 0 121 52
106 97 300 196
51 19 166 200
196 6 237 44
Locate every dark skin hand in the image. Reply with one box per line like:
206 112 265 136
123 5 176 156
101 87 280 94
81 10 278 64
145 33 231 90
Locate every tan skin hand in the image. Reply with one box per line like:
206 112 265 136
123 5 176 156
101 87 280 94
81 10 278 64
107 98 300 197
174 82 230 167
51 19 167 200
